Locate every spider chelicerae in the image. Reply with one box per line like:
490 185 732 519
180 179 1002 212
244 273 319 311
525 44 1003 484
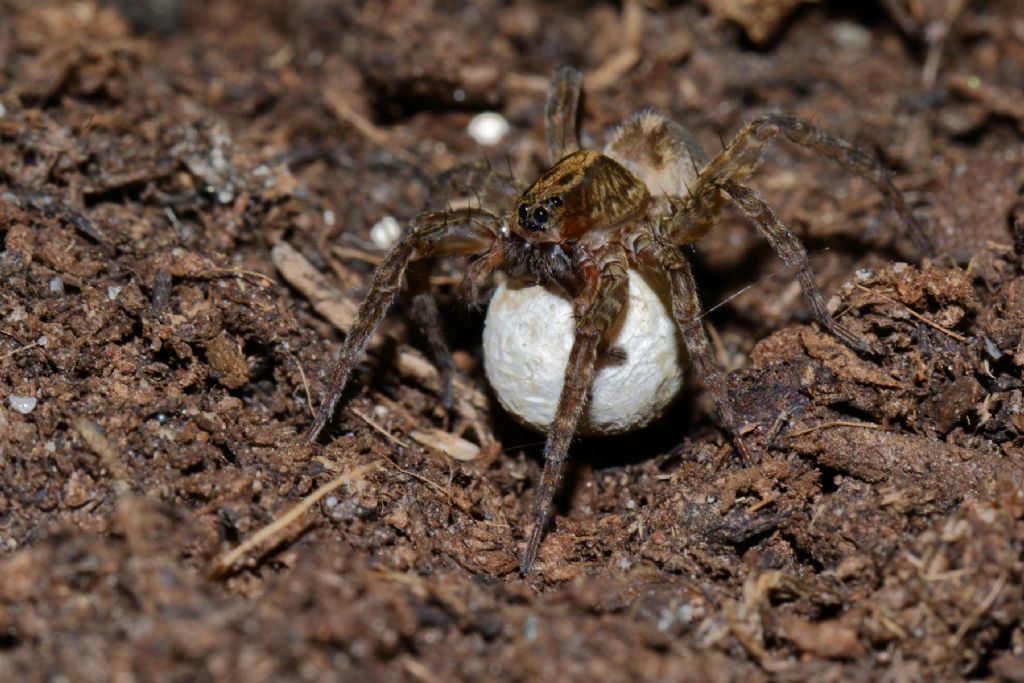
306 66 932 574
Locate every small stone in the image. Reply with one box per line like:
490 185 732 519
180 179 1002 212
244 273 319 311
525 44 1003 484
369 215 401 250
63 471 94 508
107 286 122 300
7 395 37 414
467 112 510 146
831 21 871 50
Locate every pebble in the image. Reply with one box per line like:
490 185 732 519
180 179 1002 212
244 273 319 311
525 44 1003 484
831 21 872 51
369 215 401 250
7 395 37 414
467 112 510 146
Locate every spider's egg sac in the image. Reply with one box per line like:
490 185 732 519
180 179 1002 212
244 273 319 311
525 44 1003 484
482 270 686 436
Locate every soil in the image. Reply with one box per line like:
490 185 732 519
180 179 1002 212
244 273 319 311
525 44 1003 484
2 1 1024 681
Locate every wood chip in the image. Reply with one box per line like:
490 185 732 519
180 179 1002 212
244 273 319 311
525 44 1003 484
410 428 481 461
72 416 129 495
271 241 381 350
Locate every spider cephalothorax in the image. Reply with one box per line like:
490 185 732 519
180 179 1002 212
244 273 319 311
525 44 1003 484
513 150 650 243
306 66 932 574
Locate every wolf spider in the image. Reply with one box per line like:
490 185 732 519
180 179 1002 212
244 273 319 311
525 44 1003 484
306 66 931 574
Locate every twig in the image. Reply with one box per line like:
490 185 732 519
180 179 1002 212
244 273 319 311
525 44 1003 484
854 284 968 343
350 406 412 449
72 416 130 495
585 0 644 92
0 340 39 363
949 573 1006 646
284 350 314 417
209 462 379 577
787 420 892 438
332 245 383 265
271 241 368 342
764 409 790 449
350 407 459 504
323 86 425 171
201 267 274 287
923 566 978 582
585 47 642 92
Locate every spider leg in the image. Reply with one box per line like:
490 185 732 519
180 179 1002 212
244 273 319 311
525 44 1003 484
544 65 583 165
719 179 872 353
429 160 522 211
519 254 629 574
459 248 504 307
408 262 455 412
632 231 753 462
669 113 933 256
306 210 498 442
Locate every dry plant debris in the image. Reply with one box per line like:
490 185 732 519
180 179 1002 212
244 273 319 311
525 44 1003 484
1 0 1023 681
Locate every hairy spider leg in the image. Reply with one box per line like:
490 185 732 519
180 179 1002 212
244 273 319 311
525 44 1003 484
407 261 455 412
655 113 935 355
602 111 757 462
519 250 630 574
631 230 753 462
674 113 934 256
718 179 872 352
428 160 522 212
306 210 499 442
545 65 584 165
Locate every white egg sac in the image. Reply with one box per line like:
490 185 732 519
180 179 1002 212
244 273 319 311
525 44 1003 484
483 270 686 436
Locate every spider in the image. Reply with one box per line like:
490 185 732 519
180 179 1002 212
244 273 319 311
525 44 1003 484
306 66 932 574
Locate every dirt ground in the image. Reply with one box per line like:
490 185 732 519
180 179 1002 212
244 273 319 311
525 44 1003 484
2 0 1024 680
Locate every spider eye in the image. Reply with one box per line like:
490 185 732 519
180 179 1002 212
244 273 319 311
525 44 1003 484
532 207 548 225
517 204 528 223
548 196 563 208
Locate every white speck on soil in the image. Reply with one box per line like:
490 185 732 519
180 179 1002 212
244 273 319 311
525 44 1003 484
7 395 37 414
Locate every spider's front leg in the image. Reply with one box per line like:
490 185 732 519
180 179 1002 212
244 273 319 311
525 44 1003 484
306 210 498 442
544 65 583 165
633 233 754 462
519 254 629 574
429 161 522 213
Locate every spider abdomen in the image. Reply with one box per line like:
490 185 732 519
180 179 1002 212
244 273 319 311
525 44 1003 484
605 111 708 199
